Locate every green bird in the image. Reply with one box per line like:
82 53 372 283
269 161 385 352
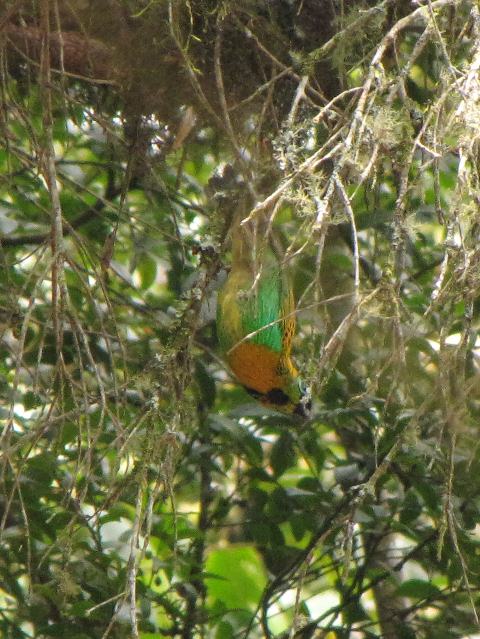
217 211 311 418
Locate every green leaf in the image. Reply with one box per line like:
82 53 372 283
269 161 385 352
270 432 295 477
396 579 441 599
248 521 271 545
23 391 42 410
399 489 422 525
290 513 308 541
266 487 292 523
206 546 267 611
25 452 58 484
214 620 234 639
195 361 216 408
137 254 157 290
69 600 93 618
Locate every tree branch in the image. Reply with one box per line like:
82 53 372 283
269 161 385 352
0 187 121 247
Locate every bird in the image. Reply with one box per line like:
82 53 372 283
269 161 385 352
217 207 311 418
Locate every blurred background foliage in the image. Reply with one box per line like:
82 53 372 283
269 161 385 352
1 1 480 638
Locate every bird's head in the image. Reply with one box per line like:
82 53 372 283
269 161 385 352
246 377 312 419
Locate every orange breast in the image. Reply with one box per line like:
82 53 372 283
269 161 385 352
227 343 284 394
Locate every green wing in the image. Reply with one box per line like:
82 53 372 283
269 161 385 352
217 266 289 355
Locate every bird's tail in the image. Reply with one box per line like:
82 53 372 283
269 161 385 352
230 202 270 281
231 203 252 269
